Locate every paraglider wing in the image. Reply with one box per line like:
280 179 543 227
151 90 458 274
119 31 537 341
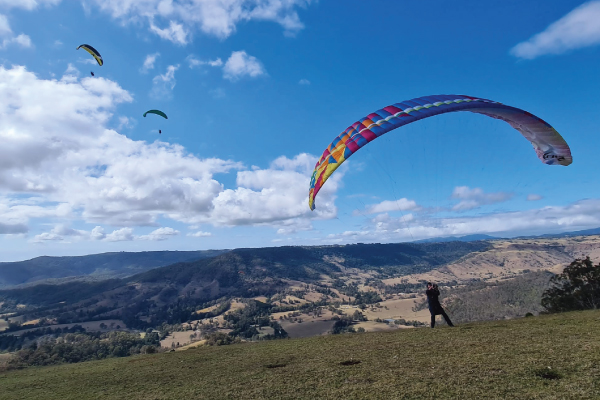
76 44 103 66
308 94 572 211
143 110 168 119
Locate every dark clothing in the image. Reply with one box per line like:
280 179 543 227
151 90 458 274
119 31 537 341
426 287 454 328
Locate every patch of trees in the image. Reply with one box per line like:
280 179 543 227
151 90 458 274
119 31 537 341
542 257 600 313
7 330 160 369
204 332 241 346
352 291 382 306
0 280 122 307
221 300 288 340
330 316 356 334
223 300 272 338
0 325 86 352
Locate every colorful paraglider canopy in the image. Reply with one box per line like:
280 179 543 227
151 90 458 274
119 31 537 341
76 44 103 66
308 94 572 211
143 110 168 119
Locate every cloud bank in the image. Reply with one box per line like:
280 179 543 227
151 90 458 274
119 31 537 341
511 1 600 59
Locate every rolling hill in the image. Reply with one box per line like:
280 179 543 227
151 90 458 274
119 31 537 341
0 250 228 288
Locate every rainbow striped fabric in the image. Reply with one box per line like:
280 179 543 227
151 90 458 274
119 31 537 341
309 94 572 210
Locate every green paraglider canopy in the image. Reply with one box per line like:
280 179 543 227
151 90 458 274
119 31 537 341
143 110 168 119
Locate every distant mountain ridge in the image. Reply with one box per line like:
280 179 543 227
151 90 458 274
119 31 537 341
412 227 600 243
2 226 599 289
0 241 491 310
412 234 499 243
0 250 228 289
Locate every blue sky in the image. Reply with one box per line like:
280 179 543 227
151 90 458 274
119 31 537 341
1 0 599 261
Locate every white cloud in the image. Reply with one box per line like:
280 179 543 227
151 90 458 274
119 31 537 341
87 0 309 43
511 1 600 59
0 14 11 36
78 57 98 65
151 64 179 99
223 50 266 81
0 65 241 230
0 14 32 49
324 198 600 244
105 227 134 242
187 55 223 69
0 0 61 10
149 20 188 45
32 223 88 242
359 198 420 215
187 230 212 237
0 65 346 239
451 186 513 211
1 33 32 49
117 116 134 130
90 226 105 240
138 227 180 241
141 52 160 73
171 153 342 229
527 194 543 201
298 79 310 85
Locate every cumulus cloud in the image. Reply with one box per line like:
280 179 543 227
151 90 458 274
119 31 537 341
358 198 420 215
149 20 188 45
105 227 134 242
298 79 310 85
32 224 87 242
527 194 543 201
324 198 600 244
0 65 241 230
141 52 160 73
87 0 309 43
451 186 513 211
187 55 223 69
511 1 600 59
138 227 180 241
0 65 345 240
170 153 342 231
223 51 266 81
187 230 212 237
0 0 61 10
0 14 32 49
150 64 179 99
90 226 106 240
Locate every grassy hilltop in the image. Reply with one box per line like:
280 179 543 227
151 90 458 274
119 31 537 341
1 310 599 400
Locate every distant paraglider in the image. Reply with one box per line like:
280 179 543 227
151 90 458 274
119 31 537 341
308 94 573 211
90 71 95 77
144 110 167 134
76 44 103 66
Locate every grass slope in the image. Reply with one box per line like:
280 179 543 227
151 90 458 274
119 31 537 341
1 310 599 399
